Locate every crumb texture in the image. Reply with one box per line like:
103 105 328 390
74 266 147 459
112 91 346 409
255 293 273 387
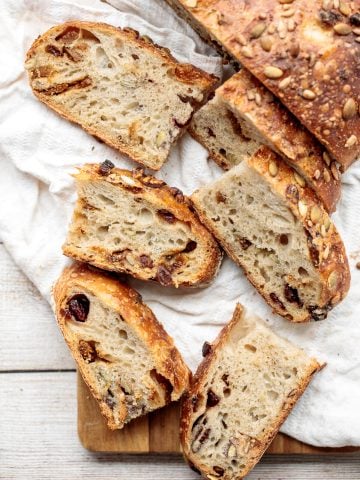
25 22 216 169
181 305 320 479
63 164 222 287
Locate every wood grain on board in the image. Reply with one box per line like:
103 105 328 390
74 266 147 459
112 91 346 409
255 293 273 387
77 374 358 454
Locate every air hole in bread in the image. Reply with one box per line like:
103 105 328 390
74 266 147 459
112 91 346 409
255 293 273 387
118 329 128 339
95 46 112 69
267 390 279 400
97 194 115 205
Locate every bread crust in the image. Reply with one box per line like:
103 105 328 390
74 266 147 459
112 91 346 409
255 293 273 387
54 262 191 429
180 304 321 479
191 147 350 322
25 21 218 170
165 0 360 169
63 163 223 287
216 69 341 213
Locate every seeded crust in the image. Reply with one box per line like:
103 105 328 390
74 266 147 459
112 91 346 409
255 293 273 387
190 69 341 213
180 303 322 479
54 263 190 429
165 0 360 170
63 162 222 288
25 21 218 170
191 146 350 322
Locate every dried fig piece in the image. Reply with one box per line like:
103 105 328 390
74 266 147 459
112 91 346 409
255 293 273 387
182 240 197 253
45 44 63 56
270 292 286 310
67 294 90 322
150 369 173 403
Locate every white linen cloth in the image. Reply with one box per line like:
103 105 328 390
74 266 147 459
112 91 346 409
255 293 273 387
0 0 359 447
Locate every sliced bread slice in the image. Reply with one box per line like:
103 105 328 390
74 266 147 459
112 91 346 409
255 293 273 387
181 303 322 479
25 21 217 170
190 69 340 213
63 161 222 287
191 147 350 322
54 263 190 429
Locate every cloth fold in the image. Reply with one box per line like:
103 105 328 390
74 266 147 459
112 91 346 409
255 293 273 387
0 0 359 447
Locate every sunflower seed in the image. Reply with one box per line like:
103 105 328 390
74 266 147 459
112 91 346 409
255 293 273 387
302 89 316 100
331 162 340 180
333 23 352 35
241 46 254 58
323 169 331 183
298 200 308 216
264 66 284 78
310 205 322 223
323 244 330 258
294 171 306 187
345 134 358 147
269 160 278 176
250 22 266 38
339 1 351 15
327 271 338 290
323 151 331 166
260 36 273 51
279 76 292 89
313 169 321 180
342 98 357 119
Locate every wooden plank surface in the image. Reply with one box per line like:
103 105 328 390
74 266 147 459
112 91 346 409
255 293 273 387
1 243 360 478
78 374 359 455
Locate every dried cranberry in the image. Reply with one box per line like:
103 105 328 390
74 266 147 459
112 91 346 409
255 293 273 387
206 389 220 407
98 159 114 175
157 209 176 223
202 341 212 357
156 265 173 286
67 294 89 322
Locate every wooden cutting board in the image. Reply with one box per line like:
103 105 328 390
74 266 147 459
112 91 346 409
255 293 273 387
77 374 358 454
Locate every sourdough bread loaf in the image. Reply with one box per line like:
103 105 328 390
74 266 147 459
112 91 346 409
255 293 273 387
63 161 222 287
165 0 360 170
181 303 322 479
190 69 341 213
54 263 191 429
191 147 350 322
25 21 217 170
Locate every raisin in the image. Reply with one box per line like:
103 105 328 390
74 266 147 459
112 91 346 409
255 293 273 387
284 284 303 307
131 53 139 60
279 234 289 245
67 294 89 322
78 340 97 363
55 26 80 43
221 373 229 386
199 428 210 445
285 184 299 203
156 265 173 286
98 159 114 175
207 128 216 138
213 466 225 476
105 388 116 409
182 240 197 253
45 44 63 56
350 13 360 26
270 292 286 310
206 389 220 408
202 341 212 357
139 254 154 268
216 192 226 203
157 209 176 223
168 186 185 202
150 369 173 403
238 237 252 250
319 9 342 26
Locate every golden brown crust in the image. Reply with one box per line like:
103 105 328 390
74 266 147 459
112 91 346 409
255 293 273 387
191 147 350 322
54 262 191 429
166 0 360 169
217 69 341 213
63 163 222 288
25 21 218 170
180 304 321 478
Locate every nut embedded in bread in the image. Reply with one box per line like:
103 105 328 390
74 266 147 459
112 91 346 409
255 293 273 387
180 303 322 479
191 147 350 322
165 0 360 169
190 69 341 213
54 263 191 429
25 21 218 170
63 162 222 287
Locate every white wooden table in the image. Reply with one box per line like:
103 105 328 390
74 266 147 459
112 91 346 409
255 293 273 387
1 242 359 479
